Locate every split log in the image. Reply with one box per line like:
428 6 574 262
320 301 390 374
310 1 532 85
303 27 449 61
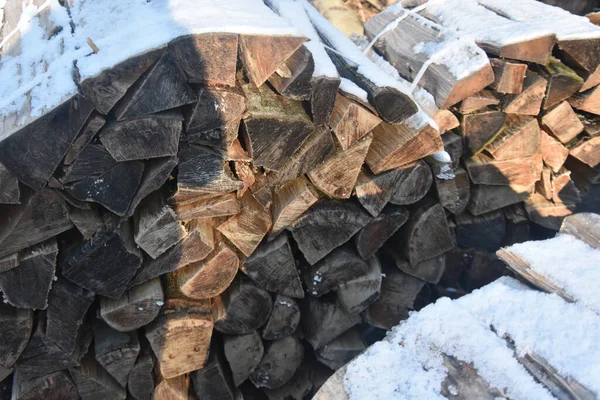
309 133 373 199
69 353 126 400
460 110 506 156
183 86 246 148
172 193 240 221
433 109 460 134
485 115 541 160
570 136 600 177
271 177 319 234
242 234 303 298
250 336 304 390
171 242 239 299
0 162 19 204
458 90 499 115
289 199 372 265
269 45 314 101
388 160 433 205
552 169 582 206
525 193 576 230
434 167 470 215
464 153 543 187
537 168 553 200
328 94 381 151
93 321 140 386
560 213 600 248
214 277 273 335
541 101 584 144
223 330 264 386
100 278 164 332
0 253 18 274
455 211 506 251
310 74 341 125
126 156 178 218
0 188 35 249
355 168 402 217
301 297 361 350
154 374 193 400
315 329 365 370
568 85 600 115
60 143 118 184
263 364 313 400
0 240 57 309
234 160 255 197
502 71 547 115
540 129 569 173
190 343 235 400
336 256 382 314
490 58 527 94
0 304 32 370
469 184 533 216
262 295 301 341
389 250 446 284
69 207 103 240
531 57 583 110
127 345 154 400
11 370 78 400
354 205 409 260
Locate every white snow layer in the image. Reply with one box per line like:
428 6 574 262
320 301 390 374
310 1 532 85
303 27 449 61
339 78 368 102
344 277 600 399
505 234 600 314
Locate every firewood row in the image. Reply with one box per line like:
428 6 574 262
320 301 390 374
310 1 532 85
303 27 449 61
1 0 600 399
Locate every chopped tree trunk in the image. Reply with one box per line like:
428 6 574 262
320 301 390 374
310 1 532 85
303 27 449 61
468 184 533 216
531 57 583 110
301 297 361 350
65 116 106 167
60 142 117 184
127 345 154 400
460 110 506 156
126 156 178 218
354 205 409 260
250 336 304 390
310 74 341 125
190 348 235 400
93 321 140 386
269 45 314 101
537 168 553 200
552 169 582 206
263 364 313 400
69 353 126 400
336 256 382 314
388 160 433 205
464 153 543 187
525 193 575 230
458 90 499 115
570 136 600 177
315 328 365 370
271 177 319 234
434 167 471 215
12 370 79 400
262 295 301 341
69 207 103 240
503 204 530 246
568 85 600 115
502 71 547 115
455 211 506 251
485 115 541 160
223 330 264 386
0 304 32 369
328 94 381 151
490 58 527 94
355 168 403 217
541 101 584 144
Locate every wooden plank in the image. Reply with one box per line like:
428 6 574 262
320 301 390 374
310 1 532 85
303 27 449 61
490 58 527 94
354 205 409 260
460 110 506 156
485 115 541 160
541 129 569 173
328 94 381 151
502 71 548 115
541 101 584 144
262 295 301 340
269 45 315 100
223 330 264 386
0 304 32 369
336 256 382 314
271 177 319 234
93 321 140 386
560 212 600 249
250 336 303 390
458 90 499 114
69 353 126 400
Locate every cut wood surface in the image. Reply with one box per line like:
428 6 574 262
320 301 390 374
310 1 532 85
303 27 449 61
249 336 303 390
127 345 154 400
301 297 361 350
224 330 264 387
502 71 548 115
271 177 319 234
329 94 381 151
262 295 301 341
459 90 500 114
461 110 506 156
354 205 409 260
269 45 314 101
485 115 541 161
388 160 433 206
540 130 569 173
491 58 527 94
93 320 140 386
336 256 382 314
541 101 585 144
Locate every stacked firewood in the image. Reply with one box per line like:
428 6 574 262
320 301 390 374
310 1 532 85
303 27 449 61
1 0 600 399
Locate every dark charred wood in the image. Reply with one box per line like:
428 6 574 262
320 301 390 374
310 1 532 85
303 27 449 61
127 345 154 400
0 162 19 204
12 370 78 400
315 328 365 370
310 75 341 124
69 353 126 400
64 114 106 166
93 320 140 386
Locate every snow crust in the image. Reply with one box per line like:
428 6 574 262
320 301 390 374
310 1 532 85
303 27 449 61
339 78 368 102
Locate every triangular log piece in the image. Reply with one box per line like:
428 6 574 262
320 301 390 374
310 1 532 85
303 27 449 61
172 193 240 221
365 122 443 174
568 84 600 115
131 220 214 287
64 114 106 166
355 168 402 217
263 363 313 400
531 57 584 110
434 167 471 215
65 161 145 216
0 304 32 369
154 374 193 400
269 45 315 101
579 63 600 92
328 94 381 151
0 94 94 190
315 329 366 371
0 253 18 274
557 36 600 75
524 193 576 230
113 54 197 121
241 83 313 171
0 162 19 204
460 110 506 156
458 90 499 115
468 183 534 216
485 115 541 160
79 48 164 114
388 160 432 205
490 58 527 94
241 233 303 298
464 153 543 187
99 112 182 162
310 75 341 125
93 321 140 386
389 250 446 284
502 71 547 116
289 200 372 265
69 206 104 240
60 143 118 184
262 295 301 341
239 34 306 87
301 296 361 350
394 202 454 267
455 210 506 251
168 33 238 86
433 109 459 134
45 278 95 354
564 154 600 185
0 189 71 258
336 257 382 314
560 213 600 249
224 139 252 162
308 133 373 199
177 144 243 195
217 192 272 256
250 336 304 390
191 345 235 399
63 221 142 299
183 86 246 149
541 101 584 144
537 168 553 200
0 239 57 309
134 193 186 259
223 330 264 386
214 277 273 335
100 278 164 332
127 346 154 400
12 370 79 400
271 177 319 234
551 169 582 206
171 242 239 300
126 156 177 218
303 246 369 297
354 205 409 260
69 353 126 400
145 310 213 379
570 136 600 175
503 204 530 247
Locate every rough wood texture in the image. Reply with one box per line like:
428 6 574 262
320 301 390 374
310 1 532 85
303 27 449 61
269 45 314 101
93 321 140 386
465 153 543 187
461 110 506 156
458 90 499 114
250 336 303 390
541 101 585 144
552 169 582 206
172 193 240 221
69 207 103 240
301 297 361 350
127 346 154 400
154 374 193 400
502 71 547 116
316 328 365 370
455 211 506 251
0 304 32 369
0 162 19 204
440 354 505 399
12 370 79 400
271 177 319 234
242 233 303 298
126 156 178 218
310 75 341 125
433 109 460 134
491 58 527 94
60 142 117 184
434 167 471 215
355 168 402 217
525 192 576 230
262 295 301 341
537 168 553 200
570 136 600 176
568 85 600 115
336 256 382 314
388 160 433 205
469 184 533 216
263 364 313 400
328 94 381 151
532 57 583 110
223 330 264 386
354 205 409 260
486 115 541 161
391 250 446 284
69 353 126 400
560 212 600 249
191 347 235 400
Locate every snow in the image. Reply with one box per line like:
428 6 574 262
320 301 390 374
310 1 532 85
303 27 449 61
505 234 600 314
339 78 369 102
278 300 293 307
432 150 451 163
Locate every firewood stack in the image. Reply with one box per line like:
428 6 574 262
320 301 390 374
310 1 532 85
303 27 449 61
0 0 599 399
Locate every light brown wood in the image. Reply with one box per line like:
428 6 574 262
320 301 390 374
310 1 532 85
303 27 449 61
461 110 507 156
154 374 193 400
490 58 527 94
541 101 585 144
172 193 240 221
560 213 600 249
570 136 600 174
524 193 575 230
485 115 541 161
537 168 553 200
551 169 581 206
458 90 499 115
502 71 548 115
355 168 402 217
540 130 569 173
568 84 600 115
464 153 543 187
271 177 319 234
328 94 381 150
433 109 459 134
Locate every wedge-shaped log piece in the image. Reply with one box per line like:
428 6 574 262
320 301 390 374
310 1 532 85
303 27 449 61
191 346 235 400
486 115 541 160
460 110 506 156
60 143 117 184
242 234 303 298
570 136 600 175
169 33 238 86
541 101 584 144
100 112 182 161
328 94 381 150
184 86 246 149
433 109 460 134
0 240 57 309
154 374 193 400
224 330 264 387
178 144 243 195
94 321 140 386
366 122 443 174
537 168 553 200
114 54 197 121
214 277 273 335
568 84 600 115
469 183 533 216
173 193 240 221
242 83 313 171
290 200 372 265
531 57 583 110
455 210 506 251
525 193 575 230
63 113 105 167
172 242 239 300
388 160 432 205
311 74 341 125
263 363 313 400
12 370 79 400
315 329 365 371
100 278 164 332
434 167 470 215
127 346 154 400
250 336 303 390
0 94 94 190
354 205 409 260
552 169 582 206
0 304 32 369
560 212 600 249
442 132 463 170
502 71 547 116
126 156 177 218
301 297 361 350
355 168 402 217
0 162 19 204
217 192 272 256
390 250 446 284
63 221 142 299
490 58 527 94
262 295 301 341
458 90 499 114
465 153 543 187
309 133 372 199
69 353 126 400
336 256 382 314
503 204 530 246
269 45 315 100
271 177 318 234
69 207 103 240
